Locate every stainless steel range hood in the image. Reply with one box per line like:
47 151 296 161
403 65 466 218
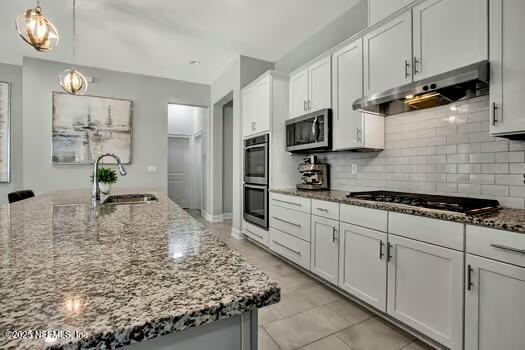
353 61 489 116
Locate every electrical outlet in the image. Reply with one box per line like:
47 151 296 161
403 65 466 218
147 165 158 173
352 164 358 175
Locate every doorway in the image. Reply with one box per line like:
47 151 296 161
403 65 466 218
222 100 233 219
167 104 207 210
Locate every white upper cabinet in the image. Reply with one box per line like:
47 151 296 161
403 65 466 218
412 0 488 80
339 223 387 311
289 56 332 118
289 68 309 119
242 73 271 138
332 38 384 151
364 11 413 95
308 56 332 112
369 0 416 26
465 254 525 350
489 0 525 136
310 215 339 285
387 235 463 350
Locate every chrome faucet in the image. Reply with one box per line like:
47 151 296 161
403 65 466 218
92 153 127 206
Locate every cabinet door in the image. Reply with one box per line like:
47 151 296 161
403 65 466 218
465 254 525 350
310 216 339 285
490 0 525 135
369 0 415 26
252 75 271 134
308 56 332 112
241 87 254 137
413 0 488 80
332 38 364 150
387 235 463 350
364 11 413 95
289 68 309 118
339 223 387 311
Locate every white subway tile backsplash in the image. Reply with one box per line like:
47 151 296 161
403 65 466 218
323 97 525 208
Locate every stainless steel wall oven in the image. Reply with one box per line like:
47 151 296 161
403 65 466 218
243 134 269 229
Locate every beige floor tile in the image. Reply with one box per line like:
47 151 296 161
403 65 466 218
297 284 341 305
264 305 352 350
259 306 284 325
274 273 319 294
298 335 354 350
270 290 319 318
259 327 281 350
325 298 374 326
336 317 415 350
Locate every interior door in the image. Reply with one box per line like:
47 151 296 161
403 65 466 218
339 223 387 311
168 137 189 208
194 134 203 211
465 254 525 350
289 68 309 118
310 215 339 285
387 234 463 350
308 56 332 112
332 38 364 150
364 11 413 95
489 0 525 135
413 0 488 80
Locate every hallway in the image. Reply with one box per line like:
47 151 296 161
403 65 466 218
185 210 434 350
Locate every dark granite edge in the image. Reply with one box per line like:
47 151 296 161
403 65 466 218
52 286 280 350
270 188 525 234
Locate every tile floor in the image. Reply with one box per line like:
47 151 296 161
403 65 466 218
186 210 435 350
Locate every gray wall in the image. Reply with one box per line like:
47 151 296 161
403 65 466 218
0 63 23 204
22 57 210 195
222 100 233 214
274 0 368 74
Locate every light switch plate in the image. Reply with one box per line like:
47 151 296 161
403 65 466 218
351 164 358 175
147 165 158 173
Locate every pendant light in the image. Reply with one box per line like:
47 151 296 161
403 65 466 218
16 1 60 52
59 0 88 95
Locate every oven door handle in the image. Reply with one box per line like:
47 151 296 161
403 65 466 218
244 144 267 150
244 184 267 190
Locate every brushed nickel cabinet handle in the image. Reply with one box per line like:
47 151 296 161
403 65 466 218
332 227 337 242
492 102 499 126
467 264 474 291
316 207 328 212
272 240 302 256
490 244 525 255
379 241 385 260
404 59 411 78
413 56 420 74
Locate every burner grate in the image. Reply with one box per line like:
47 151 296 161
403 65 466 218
346 191 500 215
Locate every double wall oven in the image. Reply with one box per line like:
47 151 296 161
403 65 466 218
243 134 269 229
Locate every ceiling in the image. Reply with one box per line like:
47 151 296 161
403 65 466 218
0 0 361 84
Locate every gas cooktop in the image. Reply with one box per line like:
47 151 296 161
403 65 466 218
346 191 500 215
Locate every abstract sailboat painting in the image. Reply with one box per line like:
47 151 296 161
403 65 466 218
52 92 132 164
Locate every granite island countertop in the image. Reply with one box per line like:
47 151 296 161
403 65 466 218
271 188 525 234
0 190 280 350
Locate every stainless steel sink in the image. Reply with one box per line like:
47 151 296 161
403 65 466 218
102 194 158 205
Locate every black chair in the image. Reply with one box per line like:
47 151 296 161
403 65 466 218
8 190 35 204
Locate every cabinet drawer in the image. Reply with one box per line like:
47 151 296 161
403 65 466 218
270 227 311 270
270 205 311 242
388 212 463 250
243 221 269 247
466 225 525 267
270 192 311 213
340 204 387 232
311 199 339 220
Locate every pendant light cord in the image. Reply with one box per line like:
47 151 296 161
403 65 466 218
72 0 76 68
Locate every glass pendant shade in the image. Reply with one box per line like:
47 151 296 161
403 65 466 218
16 3 59 52
59 69 88 95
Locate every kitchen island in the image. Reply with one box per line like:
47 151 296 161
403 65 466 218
0 190 280 350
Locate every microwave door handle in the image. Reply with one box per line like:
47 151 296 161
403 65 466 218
312 116 319 142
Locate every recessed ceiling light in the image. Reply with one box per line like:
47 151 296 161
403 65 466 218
189 60 200 65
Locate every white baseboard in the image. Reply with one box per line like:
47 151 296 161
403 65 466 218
201 211 233 222
231 227 244 240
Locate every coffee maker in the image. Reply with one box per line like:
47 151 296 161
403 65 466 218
297 155 329 190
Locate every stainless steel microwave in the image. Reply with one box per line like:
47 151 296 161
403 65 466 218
286 109 331 152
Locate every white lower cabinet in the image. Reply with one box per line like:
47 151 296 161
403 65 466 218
310 215 339 285
339 223 387 311
387 234 463 350
269 227 311 270
465 254 525 350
